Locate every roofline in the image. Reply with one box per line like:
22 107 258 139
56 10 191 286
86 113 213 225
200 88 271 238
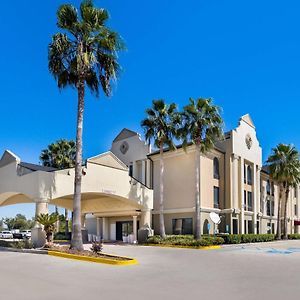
148 142 225 157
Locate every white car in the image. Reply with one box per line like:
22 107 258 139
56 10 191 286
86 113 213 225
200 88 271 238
20 230 31 238
0 231 13 239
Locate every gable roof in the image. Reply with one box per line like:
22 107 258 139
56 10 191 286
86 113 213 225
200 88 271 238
87 151 128 170
19 162 57 172
0 150 20 168
113 128 138 143
239 114 255 129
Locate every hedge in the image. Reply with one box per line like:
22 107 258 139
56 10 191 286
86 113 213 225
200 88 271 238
145 234 279 247
221 234 276 244
145 235 224 247
0 240 33 249
288 234 300 240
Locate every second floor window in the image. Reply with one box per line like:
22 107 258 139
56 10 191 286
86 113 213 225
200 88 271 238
213 158 220 179
266 180 271 195
247 191 253 211
247 166 252 185
214 186 220 209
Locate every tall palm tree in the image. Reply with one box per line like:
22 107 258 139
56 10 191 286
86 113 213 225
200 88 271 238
40 139 76 237
141 100 181 238
48 0 124 250
180 98 223 240
267 144 300 239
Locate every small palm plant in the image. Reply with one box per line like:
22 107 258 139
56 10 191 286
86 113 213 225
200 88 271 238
141 99 181 238
180 98 223 240
36 213 59 244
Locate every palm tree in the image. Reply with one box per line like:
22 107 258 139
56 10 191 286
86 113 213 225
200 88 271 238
48 0 124 250
267 144 300 239
141 100 181 238
180 98 223 240
40 139 76 169
36 213 59 244
40 139 76 237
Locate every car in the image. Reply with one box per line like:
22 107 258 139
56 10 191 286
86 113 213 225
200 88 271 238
0 231 13 239
20 230 31 238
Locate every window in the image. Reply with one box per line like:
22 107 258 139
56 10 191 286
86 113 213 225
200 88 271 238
271 182 274 196
214 186 220 208
266 180 271 195
295 188 297 198
271 200 275 216
247 191 253 211
248 220 253 234
295 204 297 216
129 164 133 177
266 199 271 216
244 164 247 184
172 218 193 235
247 166 252 185
244 190 247 209
213 158 220 179
267 222 271 234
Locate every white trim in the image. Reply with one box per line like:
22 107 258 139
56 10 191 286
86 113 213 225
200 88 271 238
152 207 221 214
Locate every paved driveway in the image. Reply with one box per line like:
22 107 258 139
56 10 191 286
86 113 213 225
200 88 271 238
1 240 300 300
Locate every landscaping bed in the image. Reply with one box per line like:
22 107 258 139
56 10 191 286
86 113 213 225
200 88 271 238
144 233 300 247
45 244 132 261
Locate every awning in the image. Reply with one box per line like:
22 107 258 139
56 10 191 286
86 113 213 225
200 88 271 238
294 220 300 226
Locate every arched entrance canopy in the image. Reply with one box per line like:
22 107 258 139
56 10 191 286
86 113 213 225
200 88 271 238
0 150 153 213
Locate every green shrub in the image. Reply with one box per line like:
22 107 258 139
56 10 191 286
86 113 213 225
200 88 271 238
0 240 33 249
54 232 71 241
288 234 300 240
145 235 223 247
222 234 275 244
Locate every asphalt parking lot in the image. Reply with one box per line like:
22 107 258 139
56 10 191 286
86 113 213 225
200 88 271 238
1 240 300 300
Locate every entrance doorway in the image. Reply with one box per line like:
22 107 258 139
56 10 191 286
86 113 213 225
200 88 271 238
116 221 139 241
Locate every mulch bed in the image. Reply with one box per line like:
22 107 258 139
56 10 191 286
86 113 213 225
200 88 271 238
44 244 131 261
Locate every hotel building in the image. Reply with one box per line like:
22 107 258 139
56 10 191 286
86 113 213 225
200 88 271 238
0 114 299 245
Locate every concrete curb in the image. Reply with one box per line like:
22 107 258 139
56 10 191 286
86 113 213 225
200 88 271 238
48 251 139 266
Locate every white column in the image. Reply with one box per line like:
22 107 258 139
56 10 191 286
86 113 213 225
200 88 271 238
133 216 138 243
141 160 146 185
81 214 86 229
253 164 257 234
32 199 49 248
239 156 245 234
96 217 101 237
102 217 108 240
232 154 239 209
256 167 261 233
141 209 151 227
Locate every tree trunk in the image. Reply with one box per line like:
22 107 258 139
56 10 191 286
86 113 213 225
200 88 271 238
65 209 69 236
195 143 201 240
283 188 290 240
276 184 283 240
70 79 84 251
159 145 166 238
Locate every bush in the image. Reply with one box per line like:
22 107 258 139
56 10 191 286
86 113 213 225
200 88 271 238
145 235 224 247
222 234 275 244
90 242 103 254
0 240 33 249
288 234 300 240
54 232 71 241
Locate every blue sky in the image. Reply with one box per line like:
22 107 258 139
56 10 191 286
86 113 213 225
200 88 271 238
1 0 300 218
